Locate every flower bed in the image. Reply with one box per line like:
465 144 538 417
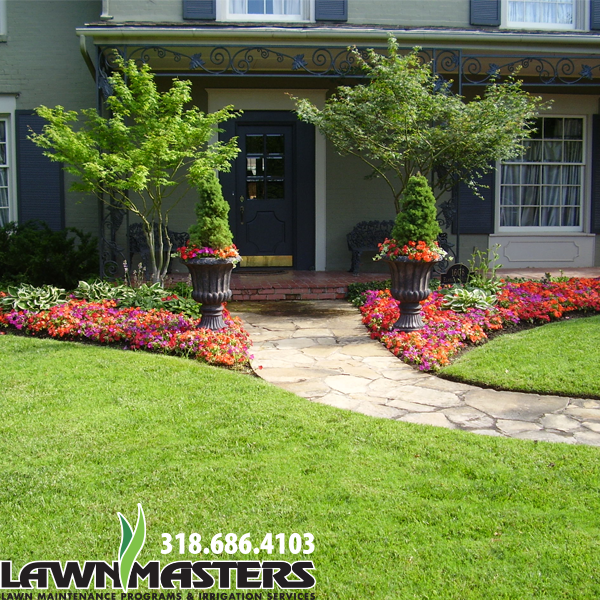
360 278 600 371
0 297 251 368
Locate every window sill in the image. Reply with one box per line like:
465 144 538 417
222 15 311 22
492 231 592 236
500 23 581 31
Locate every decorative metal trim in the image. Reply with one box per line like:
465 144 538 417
461 54 600 86
100 44 364 78
97 43 600 89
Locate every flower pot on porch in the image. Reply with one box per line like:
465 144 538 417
384 257 438 332
184 257 235 331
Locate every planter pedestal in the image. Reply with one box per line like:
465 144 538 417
184 258 235 331
384 258 438 332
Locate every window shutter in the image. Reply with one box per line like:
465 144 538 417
591 0 600 30
591 115 600 233
183 0 216 20
315 0 348 22
456 169 496 234
16 111 64 231
470 0 500 26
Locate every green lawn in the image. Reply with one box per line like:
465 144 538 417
441 314 600 399
2 334 600 599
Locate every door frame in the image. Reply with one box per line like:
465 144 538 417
220 110 316 270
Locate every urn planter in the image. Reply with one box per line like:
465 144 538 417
384 257 439 332
184 257 235 331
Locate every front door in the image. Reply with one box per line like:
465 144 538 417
233 124 294 267
220 111 315 270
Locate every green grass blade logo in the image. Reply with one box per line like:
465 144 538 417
117 504 146 593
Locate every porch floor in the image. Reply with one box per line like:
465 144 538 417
165 266 600 301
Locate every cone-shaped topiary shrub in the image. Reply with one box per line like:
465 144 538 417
391 175 441 247
188 172 233 249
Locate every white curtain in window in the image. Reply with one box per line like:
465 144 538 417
230 0 302 14
230 0 246 13
509 0 573 24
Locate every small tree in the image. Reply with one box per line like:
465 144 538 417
31 58 240 284
391 175 440 246
188 172 233 250
295 38 546 214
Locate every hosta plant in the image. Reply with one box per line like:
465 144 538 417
442 286 497 312
0 284 67 311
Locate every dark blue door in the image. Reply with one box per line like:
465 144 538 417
234 124 294 266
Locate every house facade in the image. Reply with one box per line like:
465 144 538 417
2 0 600 273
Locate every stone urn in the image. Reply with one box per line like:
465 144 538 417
384 258 439 332
184 257 235 331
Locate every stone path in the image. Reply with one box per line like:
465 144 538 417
231 300 600 446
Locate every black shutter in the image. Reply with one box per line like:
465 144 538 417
183 0 216 20
591 115 600 233
470 0 500 26
315 0 348 21
16 111 64 231
456 169 496 234
591 0 600 30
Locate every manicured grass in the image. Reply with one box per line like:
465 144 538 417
2 334 600 599
440 314 600 399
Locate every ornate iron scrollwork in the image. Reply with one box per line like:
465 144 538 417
109 45 364 77
461 54 600 86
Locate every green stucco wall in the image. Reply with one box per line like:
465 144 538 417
1 0 101 234
1 0 99 109
325 143 395 272
108 0 470 27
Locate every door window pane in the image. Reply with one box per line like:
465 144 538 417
247 180 264 200
267 180 284 199
266 134 284 154
247 157 263 177
246 134 263 154
267 157 284 176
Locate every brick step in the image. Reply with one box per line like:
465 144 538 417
167 270 391 301
231 286 347 301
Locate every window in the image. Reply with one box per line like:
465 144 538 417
499 117 584 230
0 118 9 227
224 0 311 20
506 0 578 29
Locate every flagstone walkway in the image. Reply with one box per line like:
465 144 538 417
231 300 600 446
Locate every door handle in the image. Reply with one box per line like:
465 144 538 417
240 205 245 225
240 195 245 203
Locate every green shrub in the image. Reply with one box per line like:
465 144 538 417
0 221 98 289
188 173 233 249
391 175 441 247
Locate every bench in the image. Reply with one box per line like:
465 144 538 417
347 220 395 274
347 220 454 274
128 223 189 272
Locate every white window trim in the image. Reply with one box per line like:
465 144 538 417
501 0 588 31
216 0 314 22
496 114 588 234
0 95 17 226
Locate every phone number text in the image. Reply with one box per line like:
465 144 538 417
161 533 315 556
